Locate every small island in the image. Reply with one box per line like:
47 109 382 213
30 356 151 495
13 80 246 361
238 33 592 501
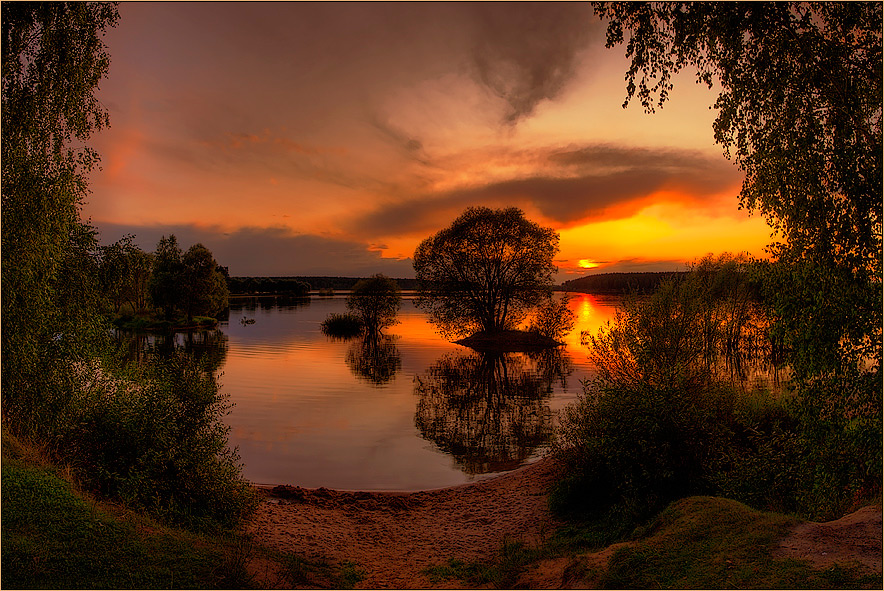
455 330 562 352
103 234 229 333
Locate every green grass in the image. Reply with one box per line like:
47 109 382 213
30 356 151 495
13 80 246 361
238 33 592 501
424 496 882 589
1 439 254 589
601 496 880 589
1 433 370 589
276 553 366 589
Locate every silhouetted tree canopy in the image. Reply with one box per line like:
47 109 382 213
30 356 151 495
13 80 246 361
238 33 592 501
413 207 559 338
150 235 228 321
346 274 401 333
593 1 882 379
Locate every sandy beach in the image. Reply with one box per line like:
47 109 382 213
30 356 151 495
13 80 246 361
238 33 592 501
245 457 882 588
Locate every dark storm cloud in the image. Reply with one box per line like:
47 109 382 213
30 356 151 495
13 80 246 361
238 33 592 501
350 144 742 236
468 3 597 124
95 223 414 278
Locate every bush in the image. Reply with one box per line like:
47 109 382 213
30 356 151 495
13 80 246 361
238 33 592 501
528 294 577 341
552 379 736 521
55 353 257 531
321 313 364 338
553 260 882 526
552 277 737 521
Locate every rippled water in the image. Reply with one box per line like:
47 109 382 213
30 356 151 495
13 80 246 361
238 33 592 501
216 293 619 491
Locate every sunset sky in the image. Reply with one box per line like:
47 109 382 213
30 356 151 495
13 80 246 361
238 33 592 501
85 2 775 280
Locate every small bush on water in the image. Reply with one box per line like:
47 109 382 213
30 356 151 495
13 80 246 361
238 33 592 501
321 313 364 338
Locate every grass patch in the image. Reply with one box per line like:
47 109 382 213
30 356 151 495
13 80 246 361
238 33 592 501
1 451 255 589
277 552 366 588
423 538 544 588
600 496 880 589
424 496 881 590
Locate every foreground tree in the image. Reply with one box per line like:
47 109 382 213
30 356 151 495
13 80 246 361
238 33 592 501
2 2 119 428
592 1 882 382
413 207 559 338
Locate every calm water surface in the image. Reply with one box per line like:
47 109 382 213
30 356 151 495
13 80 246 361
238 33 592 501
218 293 619 490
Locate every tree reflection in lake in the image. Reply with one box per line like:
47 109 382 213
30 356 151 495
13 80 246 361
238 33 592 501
117 329 228 375
414 348 572 475
345 332 402 385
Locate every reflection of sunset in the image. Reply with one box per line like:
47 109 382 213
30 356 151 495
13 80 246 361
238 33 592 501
562 293 618 352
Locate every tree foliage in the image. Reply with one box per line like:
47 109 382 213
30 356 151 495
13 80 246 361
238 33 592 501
592 1 882 378
413 207 559 338
150 235 184 320
2 1 119 423
346 274 401 333
100 235 152 314
149 235 228 322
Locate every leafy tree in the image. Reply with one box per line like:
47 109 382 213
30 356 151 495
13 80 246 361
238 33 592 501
150 237 229 322
100 235 153 314
180 243 229 322
413 207 559 337
529 294 577 341
150 235 183 320
2 2 119 428
346 274 401 333
591 2 882 381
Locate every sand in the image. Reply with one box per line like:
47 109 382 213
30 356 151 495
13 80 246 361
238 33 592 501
245 458 882 588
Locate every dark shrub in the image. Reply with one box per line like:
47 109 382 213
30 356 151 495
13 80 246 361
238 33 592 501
57 353 256 530
321 313 364 338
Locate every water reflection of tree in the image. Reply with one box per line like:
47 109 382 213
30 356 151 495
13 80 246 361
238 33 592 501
345 333 401 386
118 329 229 375
230 296 311 313
414 349 572 475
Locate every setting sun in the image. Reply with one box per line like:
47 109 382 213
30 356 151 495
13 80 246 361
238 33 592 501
578 259 600 269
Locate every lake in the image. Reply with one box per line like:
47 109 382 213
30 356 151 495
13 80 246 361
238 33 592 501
125 291 785 492
215 292 619 491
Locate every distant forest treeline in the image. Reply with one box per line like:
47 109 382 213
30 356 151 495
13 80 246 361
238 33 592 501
229 272 688 295
228 276 421 294
560 271 689 294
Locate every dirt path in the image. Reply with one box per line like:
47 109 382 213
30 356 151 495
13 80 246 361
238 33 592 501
774 504 882 573
246 458 882 588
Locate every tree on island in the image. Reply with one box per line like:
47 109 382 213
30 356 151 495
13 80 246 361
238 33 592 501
150 235 228 323
413 207 561 340
180 243 229 322
347 274 401 334
100 235 153 314
150 235 184 320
